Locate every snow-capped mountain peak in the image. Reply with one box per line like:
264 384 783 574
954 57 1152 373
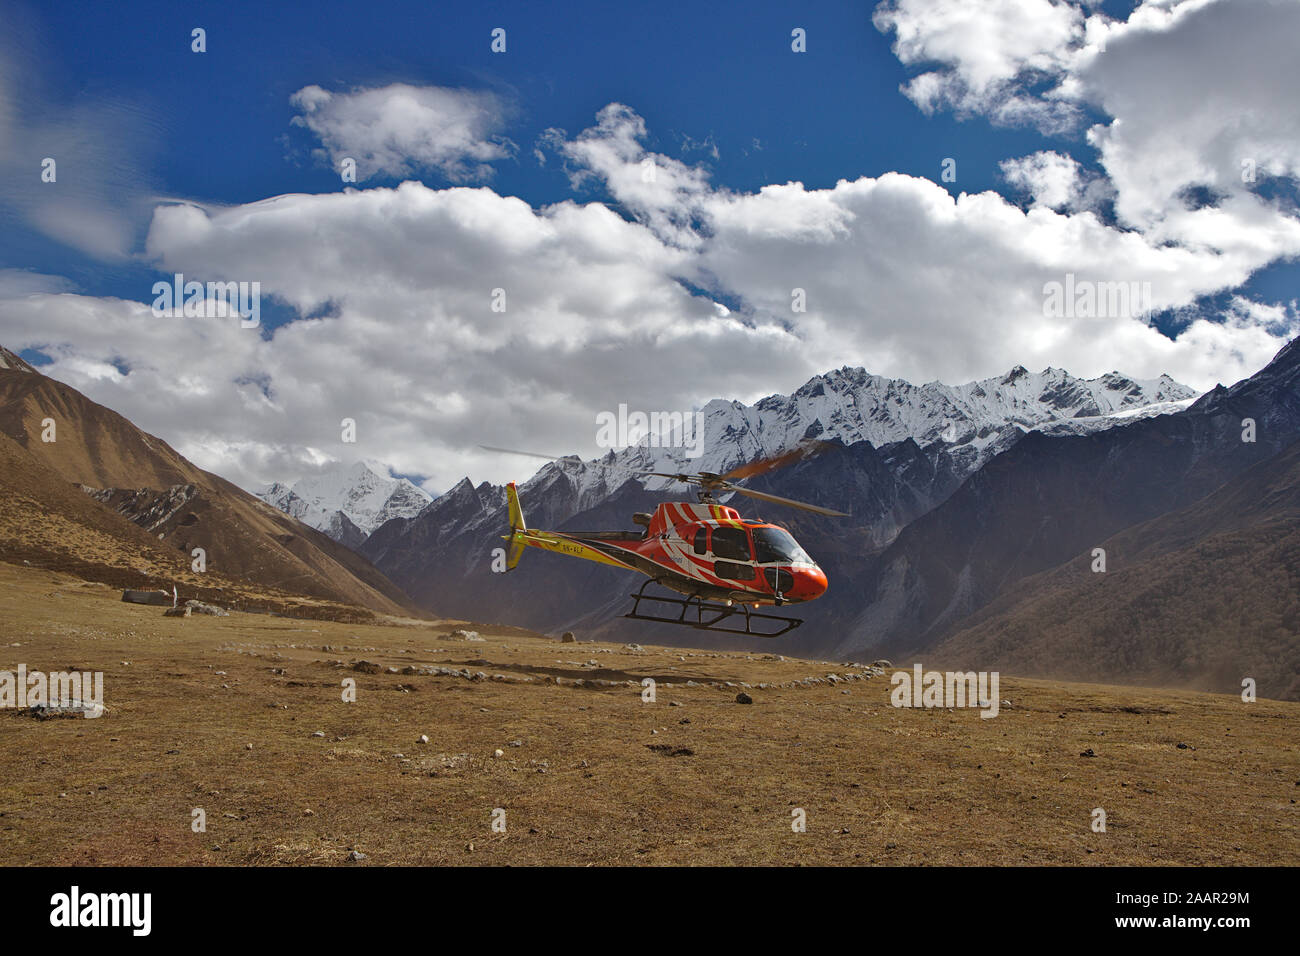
505 363 1198 510
257 460 433 544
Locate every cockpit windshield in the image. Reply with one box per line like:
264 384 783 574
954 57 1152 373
751 526 812 565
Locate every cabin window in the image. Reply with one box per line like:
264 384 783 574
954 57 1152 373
714 560 755 581
764 567 795 594
710 527 751 561
752 526 811 565
693 527 708 555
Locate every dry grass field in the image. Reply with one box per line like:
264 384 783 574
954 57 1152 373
1 560 1296 866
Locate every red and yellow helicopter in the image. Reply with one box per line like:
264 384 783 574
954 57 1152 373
485 443 847 637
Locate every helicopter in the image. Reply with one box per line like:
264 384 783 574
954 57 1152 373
484 442 847 637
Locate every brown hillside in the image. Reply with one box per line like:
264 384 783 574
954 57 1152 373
0 346 420 618
936 440 1300 699
0 431 390 622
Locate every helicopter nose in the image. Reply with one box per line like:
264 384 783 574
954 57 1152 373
788 566 827 601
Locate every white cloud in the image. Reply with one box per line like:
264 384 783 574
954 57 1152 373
876 0 1300 266
289 83 514 182
1000 150 1105 211
5 21 1299 498
0 269 74 297
1077 0 1300 254
873 0 1089 132
694 172 1291 390
541 103 716 248
2 175 801 493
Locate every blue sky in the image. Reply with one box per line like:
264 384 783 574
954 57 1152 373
2 0 1298 492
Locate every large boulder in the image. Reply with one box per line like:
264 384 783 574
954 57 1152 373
122 589 171 606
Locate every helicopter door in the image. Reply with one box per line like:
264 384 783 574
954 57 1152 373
709 526 755 582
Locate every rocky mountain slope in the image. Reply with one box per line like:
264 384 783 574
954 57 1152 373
935 438 1300 699
824 336 1300 661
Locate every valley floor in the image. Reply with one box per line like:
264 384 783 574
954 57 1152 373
0 561 1295 866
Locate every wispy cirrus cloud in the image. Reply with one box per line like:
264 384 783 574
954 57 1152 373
0 24 159 260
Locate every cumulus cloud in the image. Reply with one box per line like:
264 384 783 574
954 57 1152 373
1077 0 1300 253
539 103 716 248
5 101 1295 497
877 0 1300 265
695 174 1291 390
1000 150 1112 212
7 0 1300 498
3 176 799 492
873 0 1089 132
289 83 514 182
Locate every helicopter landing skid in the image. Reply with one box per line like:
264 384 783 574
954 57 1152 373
625 580 802 637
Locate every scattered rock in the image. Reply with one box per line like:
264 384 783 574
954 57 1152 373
418 734 429 745
1079 748 1096 758
560 632 576 643
311 731 325 738
646 744 694 757
185 600 229 617
736 692 753 705
493 749 504 758
27 700 105 719
163 606 191 618
346 850 367 863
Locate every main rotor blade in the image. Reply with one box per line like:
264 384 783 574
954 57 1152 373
721 482 849 517
721 439 835 482
479 444 577 462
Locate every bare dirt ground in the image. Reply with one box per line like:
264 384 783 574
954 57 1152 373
1 561 1296 866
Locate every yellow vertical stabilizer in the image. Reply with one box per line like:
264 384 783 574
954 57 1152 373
504 482 527 570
